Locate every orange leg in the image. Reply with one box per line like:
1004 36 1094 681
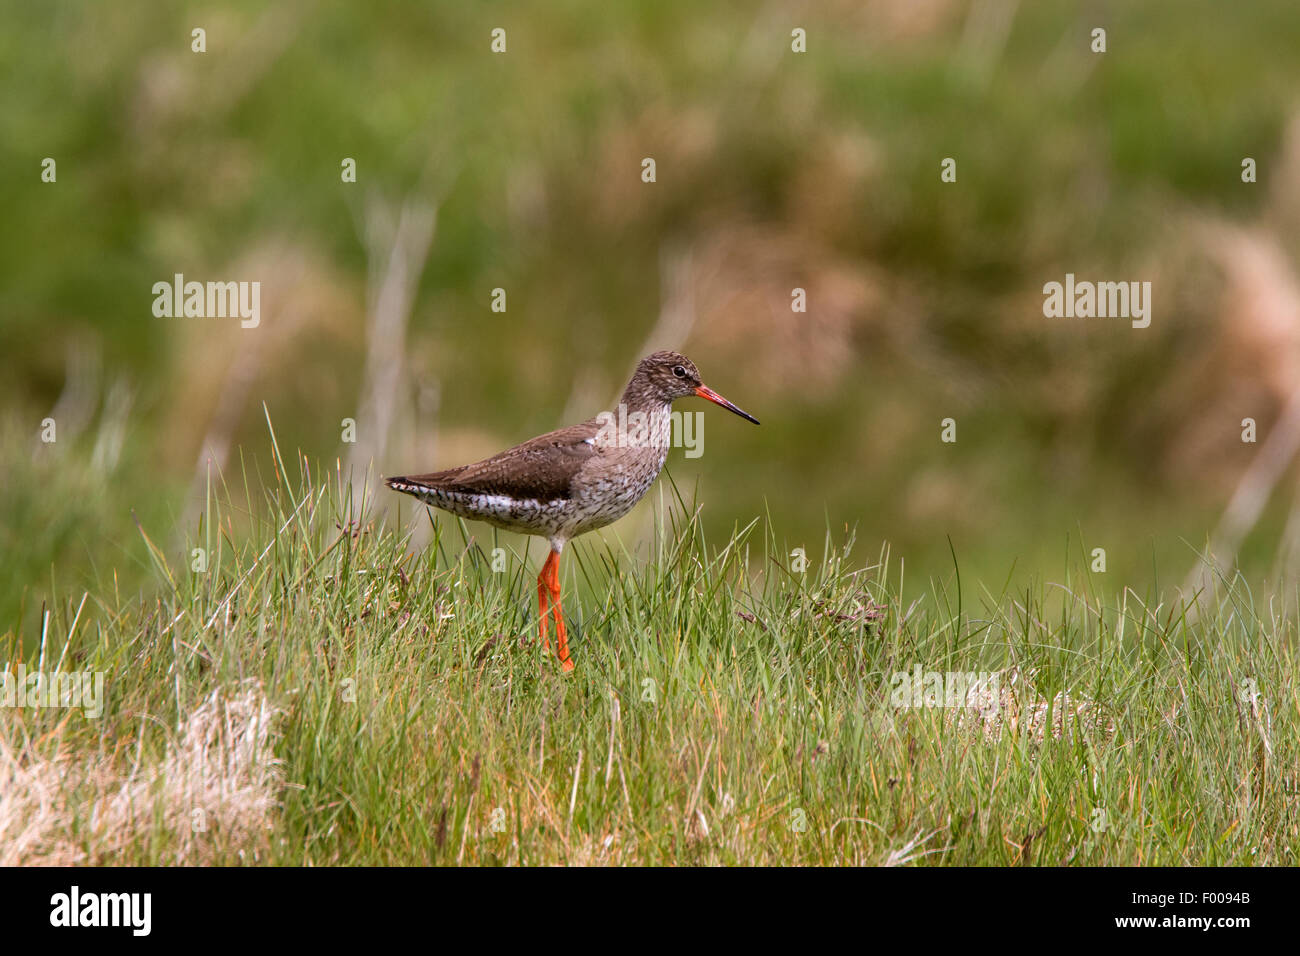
536 561 551 652
538 546 574 671
545 550 574 672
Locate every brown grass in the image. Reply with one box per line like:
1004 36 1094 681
0 680 282 865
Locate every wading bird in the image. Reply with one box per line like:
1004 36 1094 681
386 350 759 671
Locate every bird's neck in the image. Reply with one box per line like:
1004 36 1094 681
602 385 673 452
618 378 668 417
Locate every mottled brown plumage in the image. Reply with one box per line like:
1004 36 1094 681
386 350 759 670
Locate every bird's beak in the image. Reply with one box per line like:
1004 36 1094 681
695 385 760 425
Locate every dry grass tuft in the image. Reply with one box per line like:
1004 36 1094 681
0 680 281 865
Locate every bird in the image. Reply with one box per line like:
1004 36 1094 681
385 350 759 671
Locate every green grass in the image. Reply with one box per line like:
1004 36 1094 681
3 433 1296 865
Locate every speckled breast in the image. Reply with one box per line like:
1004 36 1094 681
564 441 670 537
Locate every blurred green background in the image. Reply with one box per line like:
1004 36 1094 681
5 0 1300 635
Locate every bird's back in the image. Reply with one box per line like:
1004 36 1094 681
387 409 673 539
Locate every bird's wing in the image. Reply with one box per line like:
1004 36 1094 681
394 418 602 501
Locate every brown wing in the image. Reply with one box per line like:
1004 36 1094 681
389 418 602 501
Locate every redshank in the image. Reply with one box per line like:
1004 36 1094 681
386 350 759 671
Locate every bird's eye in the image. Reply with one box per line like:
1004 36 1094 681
672 365 687 378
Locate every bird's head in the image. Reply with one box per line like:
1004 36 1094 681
631 350 760 424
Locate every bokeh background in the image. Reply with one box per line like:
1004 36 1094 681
5 0 1300 635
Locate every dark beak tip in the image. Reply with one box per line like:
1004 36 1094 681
696 384 760 425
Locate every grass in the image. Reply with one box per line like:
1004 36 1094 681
2 431 1297 866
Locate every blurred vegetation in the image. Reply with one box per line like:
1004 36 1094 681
5 0 1300 635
